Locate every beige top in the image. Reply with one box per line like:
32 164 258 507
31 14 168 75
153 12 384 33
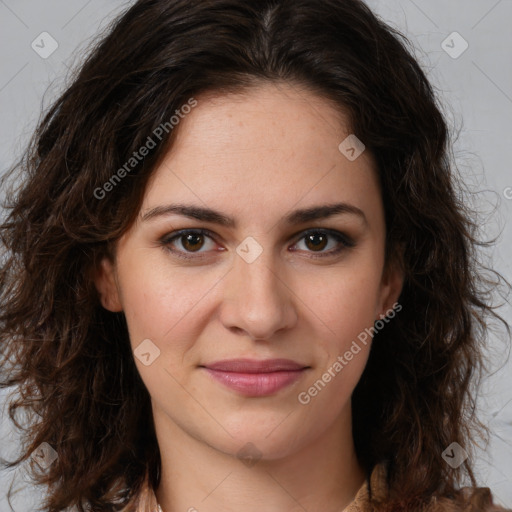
130 462 511 512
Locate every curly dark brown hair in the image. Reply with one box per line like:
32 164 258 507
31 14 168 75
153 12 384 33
0 0 510 511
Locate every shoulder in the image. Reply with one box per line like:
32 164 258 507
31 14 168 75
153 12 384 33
427 486 511 512
344 462 511 512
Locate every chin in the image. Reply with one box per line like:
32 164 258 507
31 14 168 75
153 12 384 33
205 416 313 462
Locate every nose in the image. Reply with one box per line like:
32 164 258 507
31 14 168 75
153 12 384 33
218 246 298 341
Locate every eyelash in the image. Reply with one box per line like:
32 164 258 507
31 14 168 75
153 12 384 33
159 228 355 261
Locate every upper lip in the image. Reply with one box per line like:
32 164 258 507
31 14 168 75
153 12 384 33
202 358 309 373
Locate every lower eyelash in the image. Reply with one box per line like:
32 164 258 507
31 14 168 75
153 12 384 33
160 229 214 260
160 229 355 259
296 230 355 258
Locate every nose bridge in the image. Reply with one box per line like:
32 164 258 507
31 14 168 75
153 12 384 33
237 249 279 299
220 237 296 339
234 233 278 285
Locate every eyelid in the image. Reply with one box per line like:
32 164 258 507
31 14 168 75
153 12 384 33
288 228 355 258
290 227 355 247
159 227 355 259
159 228 220 260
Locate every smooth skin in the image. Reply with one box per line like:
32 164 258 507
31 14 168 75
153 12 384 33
95 81 403 512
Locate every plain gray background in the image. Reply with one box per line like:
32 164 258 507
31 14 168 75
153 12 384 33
1 0 511 510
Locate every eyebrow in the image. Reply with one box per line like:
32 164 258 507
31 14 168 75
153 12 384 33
140 202 367 227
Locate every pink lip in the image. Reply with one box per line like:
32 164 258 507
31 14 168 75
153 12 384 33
201 359 309 397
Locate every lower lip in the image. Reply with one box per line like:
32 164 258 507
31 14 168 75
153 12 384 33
202 368 306 396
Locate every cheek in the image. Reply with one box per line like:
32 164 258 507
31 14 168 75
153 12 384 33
116 252 223 355
297 271 377 413
297 257 384 351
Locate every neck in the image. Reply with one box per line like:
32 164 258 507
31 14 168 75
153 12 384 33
153 403 366 512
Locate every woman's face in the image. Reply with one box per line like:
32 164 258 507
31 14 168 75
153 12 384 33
96 82 402 460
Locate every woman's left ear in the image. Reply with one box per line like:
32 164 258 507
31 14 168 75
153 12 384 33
376 252 404 320
93 256 123 312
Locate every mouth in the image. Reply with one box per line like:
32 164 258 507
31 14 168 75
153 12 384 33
200 358 310 397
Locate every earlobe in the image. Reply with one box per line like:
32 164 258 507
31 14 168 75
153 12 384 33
93 256 123 312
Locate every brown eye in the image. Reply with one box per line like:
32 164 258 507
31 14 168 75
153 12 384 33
290 229 355 258
181 233 205 252
161 229 218 259
304 233 328 252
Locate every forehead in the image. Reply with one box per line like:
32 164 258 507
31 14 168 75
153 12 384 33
140 82 381 230
171 82 350 157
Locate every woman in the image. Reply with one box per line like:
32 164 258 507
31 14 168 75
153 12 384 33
0 0 510 511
